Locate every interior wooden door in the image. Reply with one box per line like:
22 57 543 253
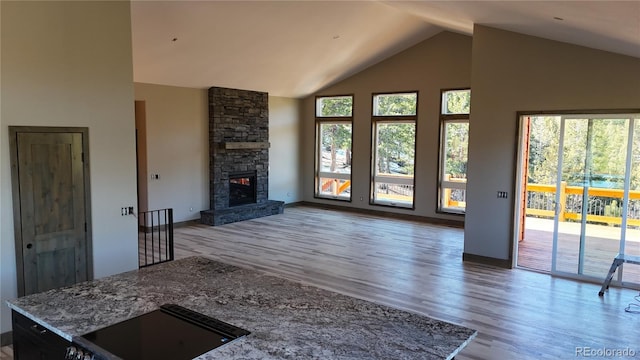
11 128 90 296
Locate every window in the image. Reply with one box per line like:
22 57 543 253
315 96 353 200
438 89 470 213
371 92 417 208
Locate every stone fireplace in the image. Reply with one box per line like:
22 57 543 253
200 87 284 226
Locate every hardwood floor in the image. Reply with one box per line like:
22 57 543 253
0 346 12 360
3 205 638 359
172 206 639 360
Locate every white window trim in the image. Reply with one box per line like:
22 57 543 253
318 172 351 181
373 174 414 185
441 179 467 190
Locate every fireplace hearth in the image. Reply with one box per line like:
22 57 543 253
200 87 284 226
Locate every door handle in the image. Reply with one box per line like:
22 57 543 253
30 324 47 335
26 243 33 249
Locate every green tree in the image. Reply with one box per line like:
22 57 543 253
529 117 631 187
444 123 469 178
318 97 353 172
374 93 416 116
441 90 470 180
444 90 470 114
321 124 352 171
373 93 417 175
528 116 560 184
590 119 627 188
377 123 415 175
320 97 352 117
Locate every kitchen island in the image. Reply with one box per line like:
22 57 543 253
8 256 476 359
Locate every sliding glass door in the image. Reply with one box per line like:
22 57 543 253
519 112 639 286
552 116 630 279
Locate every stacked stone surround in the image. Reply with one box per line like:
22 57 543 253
200 87 284 226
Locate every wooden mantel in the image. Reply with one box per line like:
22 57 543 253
223 142 270 150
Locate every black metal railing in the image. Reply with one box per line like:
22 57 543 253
138 208 174 268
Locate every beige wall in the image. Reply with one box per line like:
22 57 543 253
464 26 640 262
134 84 302 222
269 96 303 203
134 83 209 222
302 31 473 220
1 1 137 334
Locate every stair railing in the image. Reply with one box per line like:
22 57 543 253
138 208 174 268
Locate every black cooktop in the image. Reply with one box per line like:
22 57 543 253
80 304 250 360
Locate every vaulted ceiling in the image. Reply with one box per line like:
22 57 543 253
131 1 640 98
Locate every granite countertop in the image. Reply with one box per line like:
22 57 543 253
7 256 477 359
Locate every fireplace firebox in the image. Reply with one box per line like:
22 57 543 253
229 171 257 207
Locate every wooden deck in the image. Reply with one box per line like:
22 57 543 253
518 217 640 284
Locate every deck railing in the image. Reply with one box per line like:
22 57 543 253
321 178 351 195
320 179 640 227
138 208 174 268
526 182 640 227
442 176 467 209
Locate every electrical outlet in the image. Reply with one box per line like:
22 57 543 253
121 207 127 216
189 207 193 212
497 191 508 199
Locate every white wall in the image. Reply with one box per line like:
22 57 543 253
269 96 302 203
1 1 138 334
134 83 209 222
302 32 472 220
464 26 640 262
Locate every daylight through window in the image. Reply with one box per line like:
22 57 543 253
315 96 353 200
371 92 417 208
438 89 470 213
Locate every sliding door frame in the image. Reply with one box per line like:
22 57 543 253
514 109 640 288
